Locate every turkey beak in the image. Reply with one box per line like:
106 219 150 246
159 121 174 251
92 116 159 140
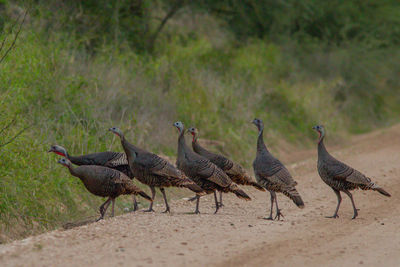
312 126 317 130
48 148 53 153
173 124 179 131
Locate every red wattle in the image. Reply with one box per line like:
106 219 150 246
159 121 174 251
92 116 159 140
317 131 322 143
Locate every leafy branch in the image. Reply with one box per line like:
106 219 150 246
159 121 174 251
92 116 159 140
0 7 32 149
0 114 17 136
147 0 185 52
0 7 29 65
0 115 33 149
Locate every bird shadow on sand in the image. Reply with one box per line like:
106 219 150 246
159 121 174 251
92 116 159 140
62 217 98 230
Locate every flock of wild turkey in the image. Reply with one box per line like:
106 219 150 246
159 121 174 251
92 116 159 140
49 119 391 221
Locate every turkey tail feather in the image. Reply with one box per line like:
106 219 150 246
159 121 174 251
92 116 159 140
185 183 207 196
229 184 251 201
250 181 265 191
363 181 391 197
284 188 305 208
137 191 152 202
374 187 391 197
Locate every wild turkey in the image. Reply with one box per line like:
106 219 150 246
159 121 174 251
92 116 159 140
174 121 251 214
252 118 304 220
57 158 152 221
109 127 205 213
48 145 140 211
187 127 264 207
313 125 390 219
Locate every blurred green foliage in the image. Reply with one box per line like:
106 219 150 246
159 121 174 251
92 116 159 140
0 0 399 242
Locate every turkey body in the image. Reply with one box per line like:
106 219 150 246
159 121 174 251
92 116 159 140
48 145 141 210
110 127 205 213
252 119 304 220
175 122 251 214
189 130 264 207
59 158 152 221
314 125 390 219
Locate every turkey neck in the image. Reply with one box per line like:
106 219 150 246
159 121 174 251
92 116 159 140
192 132 198 144
191 133 204 152
66 164 80 179
192 134 217 161
67 154 85 165
257 127 268 154
58 150 73 162
177 129 187 158
119 134 138 164
57 150 85 165
317 135 329 159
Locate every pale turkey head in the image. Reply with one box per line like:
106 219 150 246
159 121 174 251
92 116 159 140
57 158 72 168
48 145 68 158
109 127 124 138
252 118 264 132
312 125 325 143
173 121 185 134
187 127 198 141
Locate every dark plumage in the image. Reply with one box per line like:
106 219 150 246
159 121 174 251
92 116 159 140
48 145 132 176
57 158 152 221
313 125 390 219
187 127 264 207
252 118 304 220
48 145 140 211
109 127 205 213
174 121 251 214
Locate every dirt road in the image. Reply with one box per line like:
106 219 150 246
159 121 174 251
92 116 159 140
1 125 399 267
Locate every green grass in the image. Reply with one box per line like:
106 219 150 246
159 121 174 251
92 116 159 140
1 8 400 242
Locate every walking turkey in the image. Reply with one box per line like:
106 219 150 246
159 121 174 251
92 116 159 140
57 158 152 221
174 121 251 214
109 127 205 213
187 127 264 207
312 125 390 219
48 145 140 211
252 118 304 220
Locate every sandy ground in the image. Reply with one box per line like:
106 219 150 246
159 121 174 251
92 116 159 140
1 125 400 267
